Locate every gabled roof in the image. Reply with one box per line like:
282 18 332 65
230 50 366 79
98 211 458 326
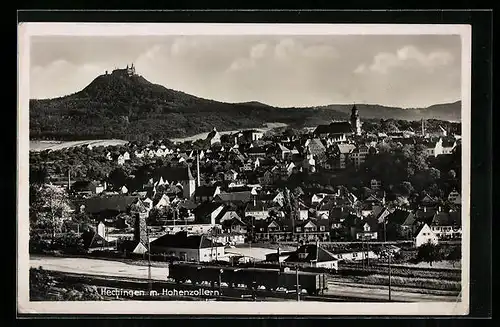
314 122 352 135
387 208 415 225
83 195 139 214
151 232 224 249
193 201 224 219
307 138 327 155
155 166 194 182
284 244 338 263
214 191 253 204
431 211 461 227
245 200 275 212
337 143 356 154
194 185 219 198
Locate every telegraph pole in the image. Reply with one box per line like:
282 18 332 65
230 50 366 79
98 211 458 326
384 217 391 301
296 266 300 302
147 225 152 293
388 248 392 301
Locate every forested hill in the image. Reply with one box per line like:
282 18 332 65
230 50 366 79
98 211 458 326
316 101 461 122
29 71 461 141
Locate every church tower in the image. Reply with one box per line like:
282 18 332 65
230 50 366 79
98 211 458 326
350 104 361 136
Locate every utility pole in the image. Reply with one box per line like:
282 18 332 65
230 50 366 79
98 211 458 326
384 217 391 301
296 266 300 301
388 248 392 301
147 225 152 293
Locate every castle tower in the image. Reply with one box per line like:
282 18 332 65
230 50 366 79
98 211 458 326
350 104 362 136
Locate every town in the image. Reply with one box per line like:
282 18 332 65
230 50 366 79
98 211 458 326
29 102 463 302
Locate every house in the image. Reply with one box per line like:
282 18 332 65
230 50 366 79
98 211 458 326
298 202 309 220
350 144 370 168
370 179 382 190
224 169 238 181
162 223 221 236
257 191 285 206
245 200 274 220
430 211 461 240
355 218 378 240
385 208 416 239
447 190 461 205
193 185 221 203
442 138 456 154
71 180 106 195
424 138 444 157
143 197 154 211
211 233 246 246
213 191 253 207
305 138 326 157
154 194 170 209
246 146 267 158
149 232 225 262
221 216 248 234
293 219 331 242
414 223 439 247
193 202 225 225
118 240 148 254
334 144 356 169
311 193 328 204
154 166 196 199
134 150 145 158
206 127 221 146
331 249 379 262
276 144 292 160
284 244 339 270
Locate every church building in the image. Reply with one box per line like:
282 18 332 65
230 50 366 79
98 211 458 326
313 104 362 139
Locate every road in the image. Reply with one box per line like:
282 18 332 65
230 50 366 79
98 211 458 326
30 255 169 280
30 255 459 302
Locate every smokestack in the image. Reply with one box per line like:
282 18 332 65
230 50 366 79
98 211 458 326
421 119 425 137
68 169 71 191
196 152 201 187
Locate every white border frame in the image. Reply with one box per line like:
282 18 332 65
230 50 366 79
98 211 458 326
17 23 471 316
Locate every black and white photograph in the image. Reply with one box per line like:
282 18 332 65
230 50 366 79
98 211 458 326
18 23 471 315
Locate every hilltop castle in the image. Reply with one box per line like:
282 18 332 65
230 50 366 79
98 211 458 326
106 63 136 77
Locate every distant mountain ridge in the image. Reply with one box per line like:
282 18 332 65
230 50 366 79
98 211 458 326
315 101 461 122
29 69 461 141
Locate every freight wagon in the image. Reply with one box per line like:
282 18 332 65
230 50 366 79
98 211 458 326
168 263 328 295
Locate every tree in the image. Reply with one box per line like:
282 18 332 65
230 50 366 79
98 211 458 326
448 169 457 179
446 245 462 267
416 242 443 266
53 231 86 254
30 184 73 245
108 168 129 188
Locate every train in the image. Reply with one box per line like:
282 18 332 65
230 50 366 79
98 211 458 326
168 262 328 295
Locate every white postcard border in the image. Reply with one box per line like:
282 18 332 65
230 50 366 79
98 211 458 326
17 22 471 316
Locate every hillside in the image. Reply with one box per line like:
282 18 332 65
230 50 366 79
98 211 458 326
317 101 461 122
29 70 461 141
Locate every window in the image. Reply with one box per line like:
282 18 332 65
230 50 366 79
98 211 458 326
320 226 326 231
296 227 301 232
353 253 357 257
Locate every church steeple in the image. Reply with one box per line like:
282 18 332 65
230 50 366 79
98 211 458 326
350 103 361 136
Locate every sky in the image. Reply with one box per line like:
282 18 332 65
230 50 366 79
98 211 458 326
29 34 462 108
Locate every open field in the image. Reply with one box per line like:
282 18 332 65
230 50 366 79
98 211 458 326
169 123 290 143
30 139 129 152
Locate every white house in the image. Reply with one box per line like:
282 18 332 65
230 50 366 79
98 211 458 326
154 194 170 209
415 223 439 247
150 233 225 262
